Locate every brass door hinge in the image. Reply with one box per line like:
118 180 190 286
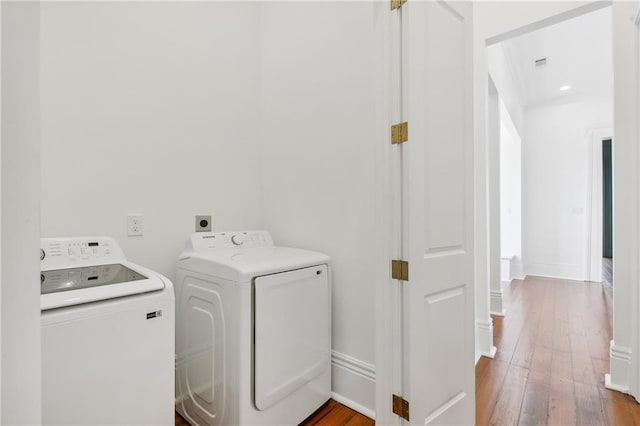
392 394 410 421
391 122 408 144
391 0 407 11
391 259 409 281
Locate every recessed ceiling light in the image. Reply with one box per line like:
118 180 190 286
560 85 571 91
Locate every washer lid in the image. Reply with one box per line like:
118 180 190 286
178 246 330 282
40 261 166 311
40 237 166 311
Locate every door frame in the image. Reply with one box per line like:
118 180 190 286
376 0 640 422
585 128 612 282
373 1 402 424
478 0 640 402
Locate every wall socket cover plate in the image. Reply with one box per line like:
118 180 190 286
195 215 212 232
127 214 144 236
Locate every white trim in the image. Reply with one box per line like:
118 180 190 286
476 318 497 359
585 128 612 283
610 1 640 400
606 374 630 393
332 351 375 382
606 341 632 393
0 0 3 419
485 1 613 46
636 0 640 399
490 290 505 316
499 42 527 116
634 0 640 399
487 76 503 339
331 351 376 419
524 262 586 281
373 2 399 424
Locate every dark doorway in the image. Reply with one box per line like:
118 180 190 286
603 138 613 259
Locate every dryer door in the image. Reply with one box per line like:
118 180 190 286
254 264 330 411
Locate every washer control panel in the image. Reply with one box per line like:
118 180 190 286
41 237 126 270
189 231 274 252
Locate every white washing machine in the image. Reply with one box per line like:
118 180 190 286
40 237 175 425
175 231 331 426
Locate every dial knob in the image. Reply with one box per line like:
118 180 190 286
40 249 45 261
231 234 245 246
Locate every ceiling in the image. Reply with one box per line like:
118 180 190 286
498 6 612 107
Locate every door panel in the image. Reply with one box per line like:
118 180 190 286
422 3 466 252
403 1 474 424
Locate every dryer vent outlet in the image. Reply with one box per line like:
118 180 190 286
195 215 212 232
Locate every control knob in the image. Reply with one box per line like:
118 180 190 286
231 234 245 246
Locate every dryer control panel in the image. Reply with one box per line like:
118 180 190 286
41 237 126 271
188 231 274 252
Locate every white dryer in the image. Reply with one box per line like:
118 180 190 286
40 237 175 425
175 231 331 426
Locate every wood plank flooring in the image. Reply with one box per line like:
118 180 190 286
477 275 640 425
175 399 374 426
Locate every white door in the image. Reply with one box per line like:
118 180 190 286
402 1 474 424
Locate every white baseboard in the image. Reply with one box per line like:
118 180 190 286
500 257 512 283
476 318 496 359
490 290 505 317
605 341 632 393
331 351 376 419
525 262 585 281
510 259 523 280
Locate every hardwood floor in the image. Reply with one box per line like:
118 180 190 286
476 275 640 425
175 399 374 426
301 399 374 426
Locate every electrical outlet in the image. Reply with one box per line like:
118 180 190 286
195 215 212 232
127 214 144 236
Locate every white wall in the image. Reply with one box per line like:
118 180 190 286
487 77 504 320
40 2 378 415
488 43 525 137
1 2 42 423
499 99 522 263
522 95 612 280
40 2 264 281
259 2 376 414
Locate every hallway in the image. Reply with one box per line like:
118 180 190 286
476 276 640 425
